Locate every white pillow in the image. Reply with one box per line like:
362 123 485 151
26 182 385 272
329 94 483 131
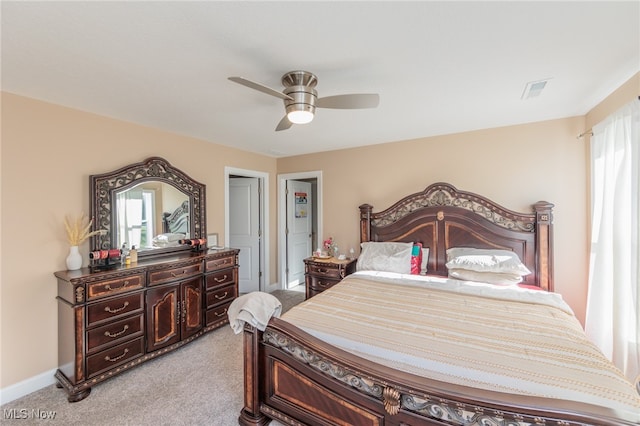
152 232 186 247
153 232 186 243
357 242 413 274
448 268 524 285
445 247 531 276
420 247 430 274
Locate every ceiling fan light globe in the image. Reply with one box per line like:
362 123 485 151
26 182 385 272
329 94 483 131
287 110 314 124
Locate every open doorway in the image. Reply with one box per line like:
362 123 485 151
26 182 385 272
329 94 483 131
278 171 322 290
225 167 269 293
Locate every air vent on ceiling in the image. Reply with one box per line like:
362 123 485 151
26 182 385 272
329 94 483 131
521 79 550 100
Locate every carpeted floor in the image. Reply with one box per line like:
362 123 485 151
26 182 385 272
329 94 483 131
1 289 305 425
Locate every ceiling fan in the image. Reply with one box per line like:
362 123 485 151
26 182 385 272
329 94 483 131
228 70 380 131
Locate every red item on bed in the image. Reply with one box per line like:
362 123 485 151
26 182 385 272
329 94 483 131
411 242 422 274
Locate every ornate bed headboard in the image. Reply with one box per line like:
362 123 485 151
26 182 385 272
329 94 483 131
359 182 554 291
163 200 190 234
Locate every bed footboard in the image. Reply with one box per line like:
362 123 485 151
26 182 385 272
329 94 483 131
240 320 403 426
240 318 638 426
239 323 270 426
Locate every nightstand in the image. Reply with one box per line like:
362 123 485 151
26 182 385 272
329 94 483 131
304 257 357 299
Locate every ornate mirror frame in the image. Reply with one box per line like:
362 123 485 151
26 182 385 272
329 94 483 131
90 157 206 259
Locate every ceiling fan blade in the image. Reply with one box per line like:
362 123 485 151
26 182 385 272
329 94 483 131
228 77 293 101
316 93 380 109
275 116 293 131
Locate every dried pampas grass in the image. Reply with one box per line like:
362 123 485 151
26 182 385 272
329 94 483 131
64 213 105 246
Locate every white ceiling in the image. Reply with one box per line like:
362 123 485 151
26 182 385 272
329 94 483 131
2 1 638 158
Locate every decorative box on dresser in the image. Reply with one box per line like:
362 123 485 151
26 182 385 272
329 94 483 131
54 248 239 402
304 257 357 299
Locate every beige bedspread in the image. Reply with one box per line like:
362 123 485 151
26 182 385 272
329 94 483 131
281 272 640 419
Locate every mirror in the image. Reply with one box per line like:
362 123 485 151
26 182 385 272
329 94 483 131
90 157 206 258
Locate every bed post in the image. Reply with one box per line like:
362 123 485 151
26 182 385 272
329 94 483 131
533 201 554 292
238 324 269 426
359 204 373 243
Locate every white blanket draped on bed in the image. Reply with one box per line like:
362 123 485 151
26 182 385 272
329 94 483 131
281 271 640 419
228 291 282 334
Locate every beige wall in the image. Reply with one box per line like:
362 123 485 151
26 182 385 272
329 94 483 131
1 72 637 392
278 117 590 321
0 92 277 388
277 72 638 330
586 72 639 129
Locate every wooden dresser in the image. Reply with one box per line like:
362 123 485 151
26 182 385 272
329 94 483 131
54 247 239 402
304 257 357 299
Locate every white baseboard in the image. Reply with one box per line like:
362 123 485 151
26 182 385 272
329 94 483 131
265 281 281 292
0 369 57 405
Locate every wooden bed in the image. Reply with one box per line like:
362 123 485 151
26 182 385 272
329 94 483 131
162 200 190 234
238 183 638 426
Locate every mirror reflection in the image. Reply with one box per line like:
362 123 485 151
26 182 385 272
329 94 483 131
91 156 206 259
115 182 189 251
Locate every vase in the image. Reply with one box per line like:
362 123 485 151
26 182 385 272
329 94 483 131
66 245 83 271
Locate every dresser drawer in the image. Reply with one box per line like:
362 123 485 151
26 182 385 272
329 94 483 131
148 261 203 286
87 292 144 327
206 301 232 326
205 255 236 272
205 268 236 290
87 273 144 300
86 314 144 354
206 284 237 309
308 275 340 292
307 263 343 279
86 337 144 378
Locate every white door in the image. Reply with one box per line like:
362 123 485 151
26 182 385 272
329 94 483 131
286 181 312 288
229 177 261 293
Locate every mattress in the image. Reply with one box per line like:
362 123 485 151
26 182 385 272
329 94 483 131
281 271 640 419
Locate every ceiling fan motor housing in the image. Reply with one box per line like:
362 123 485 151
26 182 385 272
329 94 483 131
283 85 317 117
281 70 318 88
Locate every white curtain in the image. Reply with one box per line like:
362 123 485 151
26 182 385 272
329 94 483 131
585 98 640 383
116 190 143 249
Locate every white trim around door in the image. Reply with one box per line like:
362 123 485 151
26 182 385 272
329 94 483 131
224 167 269 292
278 171 323 290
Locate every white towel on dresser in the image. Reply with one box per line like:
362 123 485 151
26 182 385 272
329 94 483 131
227 291 282 334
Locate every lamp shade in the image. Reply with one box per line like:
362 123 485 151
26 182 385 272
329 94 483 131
287 110 314 124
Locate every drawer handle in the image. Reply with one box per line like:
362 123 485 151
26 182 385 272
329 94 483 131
215 308 228 317
317 268 329 273
105 348 129 363
104 301 129 314
170 270 187 277
214 291 228 300
318 281 330 287
105 280 129 291
213 275 228 283
104 325 129 338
